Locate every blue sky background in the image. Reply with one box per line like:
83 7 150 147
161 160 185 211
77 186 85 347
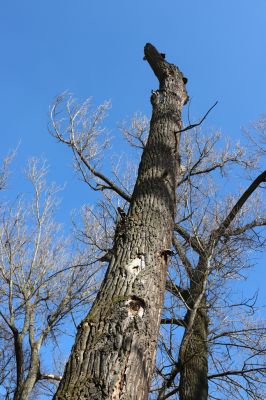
1 0 265 283
1 0 266 208
0 0 265 394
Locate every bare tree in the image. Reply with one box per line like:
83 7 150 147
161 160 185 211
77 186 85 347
49 43 188 400
0 151 16 191
48 44 265 400
0 158 100 400
2 44 264 400
244 115 266 157
149 128 266 400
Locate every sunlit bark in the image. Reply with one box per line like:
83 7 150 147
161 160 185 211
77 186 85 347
53 43 188 400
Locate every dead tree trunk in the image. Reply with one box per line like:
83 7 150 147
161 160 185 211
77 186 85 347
53 43 188 400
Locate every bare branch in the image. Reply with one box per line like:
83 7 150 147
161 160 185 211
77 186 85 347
161 318 186 327
73 146 131 202
38 373 62 382
175 101 218 134
119 113 149 150
172 235 194 278
213 170 266 240
49 93 131 203
209 367 266 380
174 223 204 254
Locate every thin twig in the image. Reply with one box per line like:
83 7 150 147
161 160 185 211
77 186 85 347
175 101 218 134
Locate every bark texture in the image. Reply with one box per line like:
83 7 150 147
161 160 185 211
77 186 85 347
13 338 41 400
53 43 188 400
178 257 209 400
13 329 24 400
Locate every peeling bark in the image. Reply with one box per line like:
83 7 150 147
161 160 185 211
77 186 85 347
53 43 188 400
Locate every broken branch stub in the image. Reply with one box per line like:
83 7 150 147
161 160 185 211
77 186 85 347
144 42 188 105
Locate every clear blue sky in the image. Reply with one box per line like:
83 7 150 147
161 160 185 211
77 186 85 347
1 0 266 189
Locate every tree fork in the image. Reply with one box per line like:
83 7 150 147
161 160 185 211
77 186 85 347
53 43 188 400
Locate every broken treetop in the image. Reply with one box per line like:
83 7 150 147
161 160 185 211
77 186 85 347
144 43 188 105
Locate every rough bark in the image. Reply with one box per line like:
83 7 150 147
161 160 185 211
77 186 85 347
13 328 24 400
19 346 40 400
53 43 188 400
178 257 209 400
13 337 40 400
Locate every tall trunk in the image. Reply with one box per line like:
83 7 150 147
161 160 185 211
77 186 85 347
19 346 40 400
178 259 209 400
13 333 40 400
13 329 24 400
53 43 188 400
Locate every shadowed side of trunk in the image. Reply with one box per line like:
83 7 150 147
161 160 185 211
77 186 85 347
53 43 188 400
178 258 209 400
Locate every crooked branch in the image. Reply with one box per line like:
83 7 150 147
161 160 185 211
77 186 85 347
208 367 266 380
213 170 266 241
175 101 218 134
74 147 131 203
